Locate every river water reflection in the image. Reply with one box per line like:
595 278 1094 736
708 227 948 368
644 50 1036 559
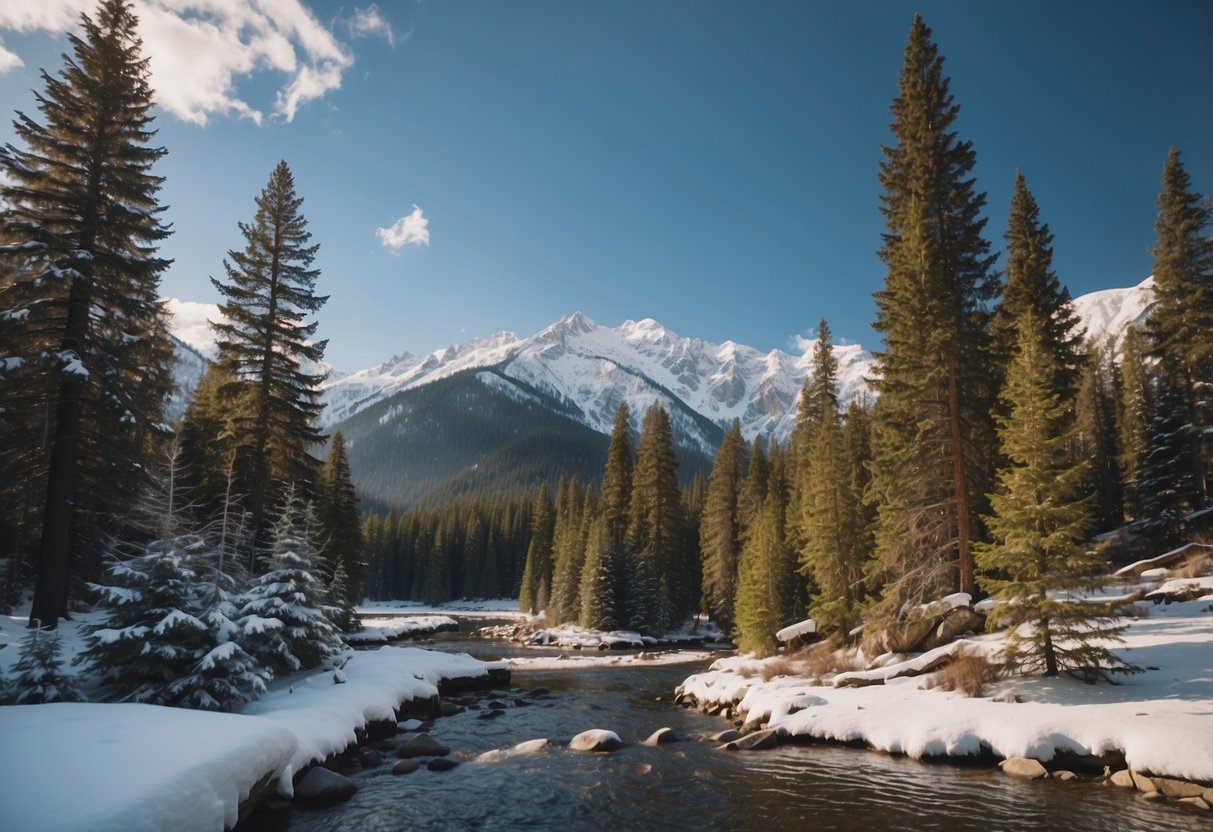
287 624 1208 832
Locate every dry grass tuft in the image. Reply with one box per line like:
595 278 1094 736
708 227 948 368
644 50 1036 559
799 644 863 680
761 656 805 682
1172 549 1213 580
928 648 1000 698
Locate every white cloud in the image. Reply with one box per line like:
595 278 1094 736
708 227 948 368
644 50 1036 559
0 0 356 125
163 298 224 356
0 36 24 72
376 205 430 251
348 5 394 47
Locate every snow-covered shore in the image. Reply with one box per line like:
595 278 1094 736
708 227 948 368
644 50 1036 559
676 599 1213 786
0 633 506 832
345 614 460 644
356 599 525 619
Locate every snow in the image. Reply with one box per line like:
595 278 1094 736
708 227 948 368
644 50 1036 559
678 599 1213 782
0 611 506 832
507 650 715 671
775 618 817 642
345 614 458 644
1145 575 1213 600
1114 542 1213 577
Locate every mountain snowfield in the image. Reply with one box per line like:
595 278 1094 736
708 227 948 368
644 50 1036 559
165 276 1155 448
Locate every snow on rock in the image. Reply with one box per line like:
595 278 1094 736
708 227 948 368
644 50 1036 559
0 703 296 832
775 618 817 643
345 614 459 644
678 600 1213 782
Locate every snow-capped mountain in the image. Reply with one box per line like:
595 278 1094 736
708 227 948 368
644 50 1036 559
165 276 1155 452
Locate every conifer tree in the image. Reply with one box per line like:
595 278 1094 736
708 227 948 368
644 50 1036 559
734 481 793 657
580 515 623 631
992 172 1084 399
700 420 746 633
976 313 1137 681
211 161 329 561
627 405 686 627
868 15 999 611
1075 338 1123 530
236 489 343 675
1136 371 1200 545
317 432 364 604
0 0 173 628
601 403 634 553
1144 148 1213 503
550 479 589 623
4 624 82 704
1117 327 1151 516
519 482 554 614
738 437 769 540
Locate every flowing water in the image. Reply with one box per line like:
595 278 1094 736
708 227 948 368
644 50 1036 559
285 622 1208 832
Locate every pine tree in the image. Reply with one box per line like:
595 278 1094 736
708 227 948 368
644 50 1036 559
867 15 999 613
550 479 588 623
0 0 173 628
211 161 329 561
992 172 1084 400
700 420 746 633
738 437 769 540
601 403 634 553
5 624 82 704
580 514 623 631
317 432 364 604
1074 338 1124 531
976 313 1137 681
1117 327 1151 516
734 487 793 658
1136 371 1200 545
236 489 343 675
627 405 685 628
1144 148 1213 503
518 482 554 614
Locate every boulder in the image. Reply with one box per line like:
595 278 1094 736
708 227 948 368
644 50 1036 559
569 729 624 752
397 734 450 758
643 727 677 747
391 759 421 775
293 767 357 807
882 617 938 653
731 729 779 751
710 729 742 743
439 701 462 717
358 750 383 768
487 701 508 710
924 607 986 649
1153 777 1206 799
427 758 460 772
1131 771 1157 793
1109 769 1135 788
1000 757 1048 779
1053 770 1077 782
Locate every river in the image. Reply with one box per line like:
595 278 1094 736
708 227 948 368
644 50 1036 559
285 620 1208 832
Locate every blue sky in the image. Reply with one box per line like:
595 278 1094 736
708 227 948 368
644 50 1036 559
1 0 1210 370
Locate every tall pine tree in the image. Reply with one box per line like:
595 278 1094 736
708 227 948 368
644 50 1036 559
0 0 173 628
867 15 999 614
317 432 363 609
977 313 1137 681
211 161 329 563
700 419 746 633
627 405 686 628
1144 148 1213 504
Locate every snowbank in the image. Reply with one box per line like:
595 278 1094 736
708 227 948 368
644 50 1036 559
678 600 1213 783
345 614 459 644
507 650 714 671
356 599 525 619
0 644 506 832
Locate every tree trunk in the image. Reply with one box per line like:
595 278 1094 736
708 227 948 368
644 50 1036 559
947 357 975 596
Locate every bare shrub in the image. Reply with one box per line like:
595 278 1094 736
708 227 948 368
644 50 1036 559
737 663 758 678
761 656 805 682
931 648 1000 698
1172 549 1213 580
799 644 863 681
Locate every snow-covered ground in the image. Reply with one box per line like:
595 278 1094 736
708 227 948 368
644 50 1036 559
0 612 505 832
345 614 459 644
356 599 526 619
677 598 1213 783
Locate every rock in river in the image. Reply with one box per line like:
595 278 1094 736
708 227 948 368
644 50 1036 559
569 729 624 752
294 767 358 807
398 734 451 758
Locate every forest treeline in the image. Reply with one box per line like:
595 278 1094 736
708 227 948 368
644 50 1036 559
1 3 1209 687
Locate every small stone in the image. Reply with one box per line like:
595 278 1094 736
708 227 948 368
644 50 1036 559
513 698 531 707
1053 770 1077 782
476 710 505 720
569 729 624 752
710 729 742 743
397 734 450 758
398 719 423 732
439 701 462 717
1141 791 1164 801
427 758 460 772
527 687 550 697
1000 757 1049 779
294 767 358 807
1109 770 1135 788
1177 797 1210 810
643 727 677 747
732 729 779 751
1131 771 1157 793
1154 777 1206 799
391 759 420 775
358 750 383 768
487 700 508 709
